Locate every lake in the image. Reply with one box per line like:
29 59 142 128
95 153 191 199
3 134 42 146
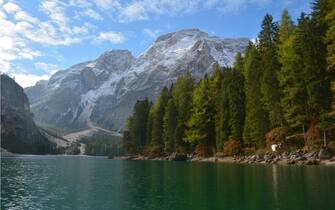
1 155 335 210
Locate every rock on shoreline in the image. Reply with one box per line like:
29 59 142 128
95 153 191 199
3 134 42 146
113 149 335 166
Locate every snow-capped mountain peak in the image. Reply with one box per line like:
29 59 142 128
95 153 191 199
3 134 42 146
25 29 249 132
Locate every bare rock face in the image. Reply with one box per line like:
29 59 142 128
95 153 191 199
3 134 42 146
1 74 56 154
25 29 249 132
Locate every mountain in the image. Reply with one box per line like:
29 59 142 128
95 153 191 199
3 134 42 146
25 29 249 133
0 74 58 154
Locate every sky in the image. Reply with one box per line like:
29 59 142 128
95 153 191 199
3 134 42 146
0 0 312 88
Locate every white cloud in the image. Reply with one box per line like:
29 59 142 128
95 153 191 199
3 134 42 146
120 2 147 22
84 8 103 20
89 0 272 23
69 0 93 8
4 62 59 88
94 0 121 10
143 28 160 39
97 31 125 43
0 0 274 87
3 2 19 13
34 62 59 74
0 1 91 91
11 73 51 88
0 59 10 73
40 0 68 30
118 0 200 23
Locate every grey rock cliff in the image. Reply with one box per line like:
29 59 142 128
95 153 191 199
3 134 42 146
1 74 57 154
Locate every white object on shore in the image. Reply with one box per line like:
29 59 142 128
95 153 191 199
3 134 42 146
271 144 278 152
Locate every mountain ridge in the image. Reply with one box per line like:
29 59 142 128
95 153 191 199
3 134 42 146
25 29 249 133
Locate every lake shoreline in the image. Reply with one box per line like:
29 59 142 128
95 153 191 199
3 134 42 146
113 150 335 166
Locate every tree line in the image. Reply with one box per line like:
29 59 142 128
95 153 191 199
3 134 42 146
123 0 335 157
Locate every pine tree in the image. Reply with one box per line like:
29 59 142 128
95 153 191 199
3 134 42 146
278 10 295 43
123 118 135 154
234 52 244 74
243 43 268 147
228 69 245 142
184 75 215 151
258 14 283 128
163 98 178 153
129 99 151 151
151 87 170 147
325 0 335 70
325 0 335 118
210 63 223 152
172 73 194 151
279 15 310 131
310 0 333 135
210 63 222 110
146 106 154 146
277 10 307 129
301 13 331 126
215 69 231 151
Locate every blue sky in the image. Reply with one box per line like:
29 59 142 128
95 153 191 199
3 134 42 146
0 0 311 87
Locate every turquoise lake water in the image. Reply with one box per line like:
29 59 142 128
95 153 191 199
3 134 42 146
1 155 335 210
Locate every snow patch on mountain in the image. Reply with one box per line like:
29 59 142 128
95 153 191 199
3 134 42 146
25 29 249 132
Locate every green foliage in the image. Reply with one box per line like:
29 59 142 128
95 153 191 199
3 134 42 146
124 98 151 154
172 73 195 148
298 13 331 125
325 0 335 70
234 52 244 74
258 14 283 128
228 69 245 142
163 99 178 153
123 130 134 154
278 11 308 129
243 43 268 147
146 107 154 145
151 87 170 146
124 3 334 155
184 75 215 149
215 67 245 151
82 133 122 156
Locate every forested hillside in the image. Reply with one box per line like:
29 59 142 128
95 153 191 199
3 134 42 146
123 0 335 157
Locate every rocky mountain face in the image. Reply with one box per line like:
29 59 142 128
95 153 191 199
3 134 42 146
1 74 57 154
25 29 249 132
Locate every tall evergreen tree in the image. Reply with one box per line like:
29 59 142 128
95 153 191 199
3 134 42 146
163 98 178 153
210 63 223 151
184 75 215 151
172 73 194 151
258 14 283 128
278 10 295 43
123 117 135 154
243 43 268 147
216 66 245 150
277 10 307 129
210 63 222 110
280 14 311 131
325 0 335 118
228 69 245 141
131 99 151 149
216 69 231 151
325 0 335 70
151 87 170 147
300 13 331 126
234 52 244 74
146 106 155 146
310 0 333 133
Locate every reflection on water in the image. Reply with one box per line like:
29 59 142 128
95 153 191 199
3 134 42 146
1 156 335 210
